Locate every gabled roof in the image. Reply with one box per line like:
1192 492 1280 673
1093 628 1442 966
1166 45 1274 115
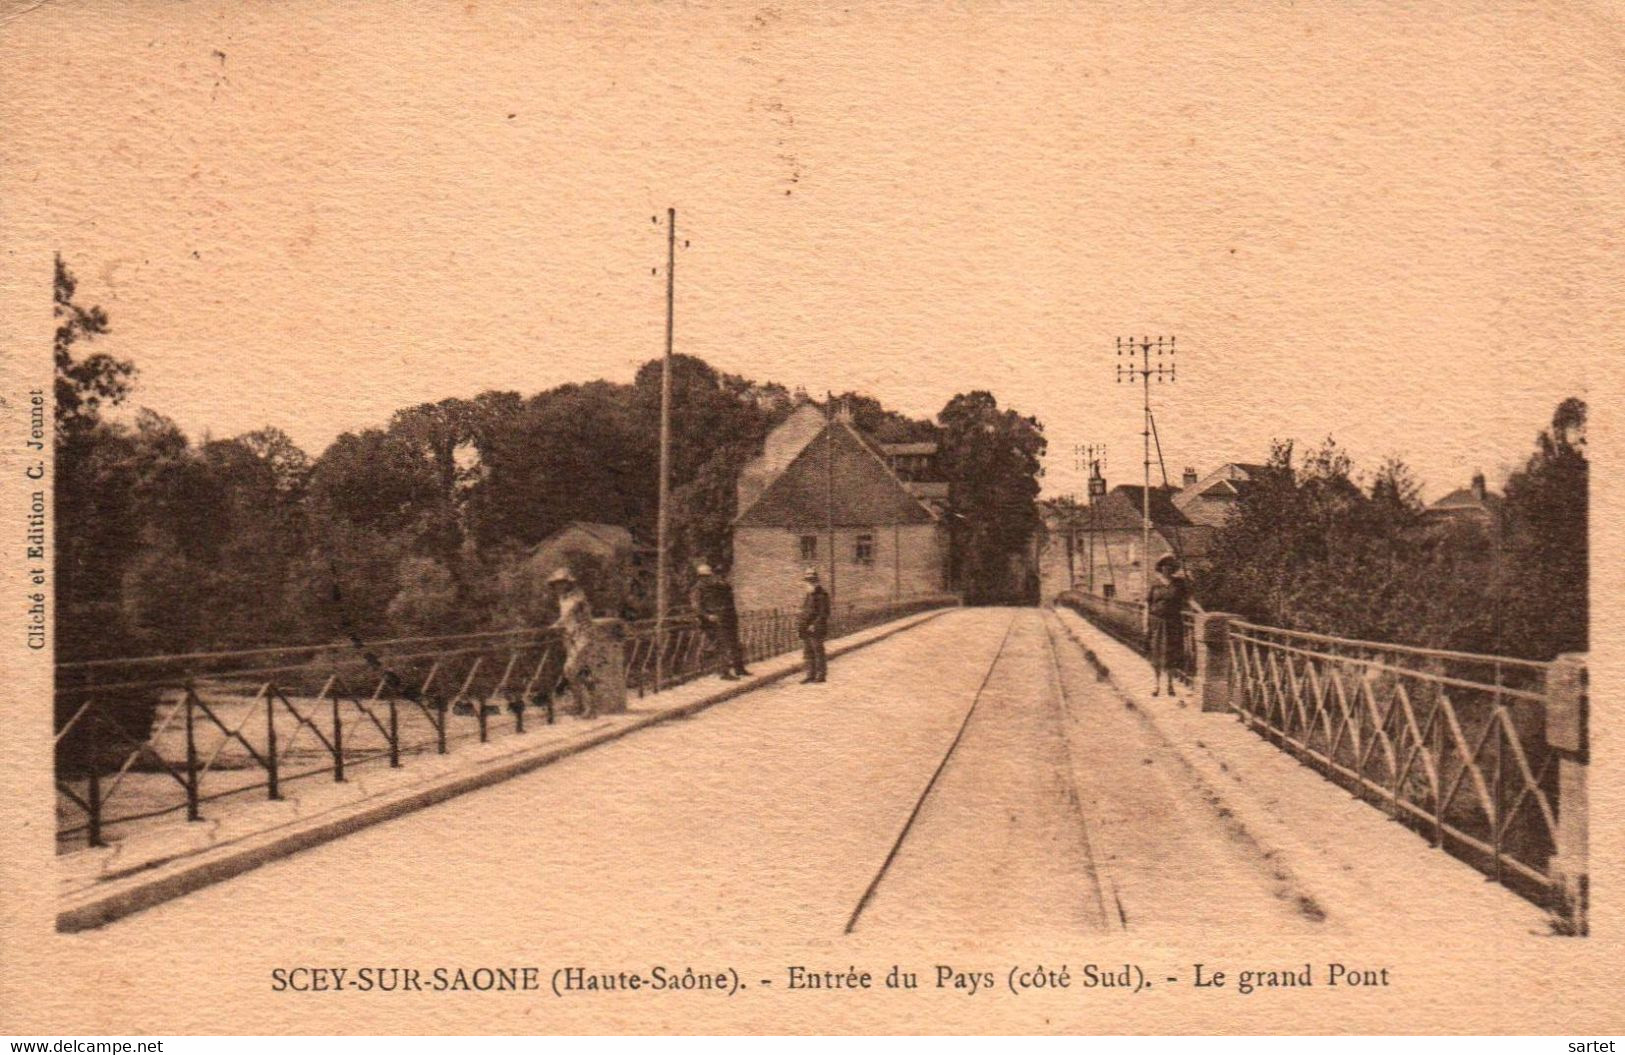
531 521 635 555
734 420 937 528
1428 488 1502 514
1194 477 1257 499
1105 484 1190 526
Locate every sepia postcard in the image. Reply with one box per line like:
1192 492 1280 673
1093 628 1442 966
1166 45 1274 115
1 0 1621 1038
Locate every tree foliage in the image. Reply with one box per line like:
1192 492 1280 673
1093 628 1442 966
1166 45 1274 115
1196 401 1587 661
49 272 926 656
53 254 132 440
936 391 1047 604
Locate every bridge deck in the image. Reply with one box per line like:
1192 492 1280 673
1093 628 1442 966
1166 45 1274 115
47 607 1554 1031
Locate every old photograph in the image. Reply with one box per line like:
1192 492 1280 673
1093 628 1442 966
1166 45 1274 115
1 0 1619 1039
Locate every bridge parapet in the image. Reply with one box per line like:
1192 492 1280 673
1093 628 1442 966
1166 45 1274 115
1191 612 1237 714
1546 653 1588 935
1058 592 1588 935
1218 620 1586 935
1054 591 1197 682
54 593 959 854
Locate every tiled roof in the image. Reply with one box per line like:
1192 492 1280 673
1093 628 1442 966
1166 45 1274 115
567 522 634 548
1427 487 1502 517
1163 523 1219 559
531 521 635 554
734 422 938 528
1104 484 1191 526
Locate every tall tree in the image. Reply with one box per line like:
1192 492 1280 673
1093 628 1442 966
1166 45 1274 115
54 256 140 660
1499 398 1587 658
53 254 133 440
936 391 1046 603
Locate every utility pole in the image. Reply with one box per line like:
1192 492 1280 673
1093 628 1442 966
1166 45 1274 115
1066 438 1105 591
654 207 676 691
1074 444 1107 595
825 392 837 602
1117 336 1175 632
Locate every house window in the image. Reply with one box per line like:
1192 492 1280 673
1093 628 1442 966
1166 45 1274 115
854 533 875 565
799 535 818 561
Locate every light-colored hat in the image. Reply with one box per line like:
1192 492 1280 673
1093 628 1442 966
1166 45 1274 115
1155 554 1180 573
547 567 576 585
696 563 713 576
802 566 820 582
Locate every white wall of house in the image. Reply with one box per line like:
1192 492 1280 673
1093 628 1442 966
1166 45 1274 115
1061 528 1178 604
732 523 945 613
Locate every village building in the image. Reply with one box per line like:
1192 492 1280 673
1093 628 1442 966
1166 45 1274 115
731 403 949 612
1033 463 1259 604
1424 472 1503 529
526 521 653 617
1173 462 1267 527
1034 484 1206 603
879 441 950 516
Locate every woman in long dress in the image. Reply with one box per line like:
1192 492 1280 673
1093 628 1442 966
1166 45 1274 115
1146 554 1196 698
549 567 609 719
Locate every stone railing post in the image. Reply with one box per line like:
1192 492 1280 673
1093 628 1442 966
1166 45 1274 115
1546 652 1588 934
593 617 629 716
1193 612 1238 714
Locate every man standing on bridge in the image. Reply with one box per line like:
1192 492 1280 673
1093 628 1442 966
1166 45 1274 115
691 563 749 681
798 566 830 684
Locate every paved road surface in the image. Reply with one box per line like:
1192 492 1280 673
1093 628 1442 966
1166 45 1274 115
852 611 1111 939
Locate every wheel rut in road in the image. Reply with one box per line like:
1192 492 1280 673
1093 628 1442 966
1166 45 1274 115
851 609 1112 940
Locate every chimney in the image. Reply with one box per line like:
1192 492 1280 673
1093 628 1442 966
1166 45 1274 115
1471 472 1486 501
1182 466 1198 488
834 397 854 424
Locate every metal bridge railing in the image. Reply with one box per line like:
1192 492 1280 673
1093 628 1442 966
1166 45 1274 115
1054 592 1588 933
54 626 570 850
1054 590 1196 682
621 593 958 696
55 594 957 850
1224 621 1585 932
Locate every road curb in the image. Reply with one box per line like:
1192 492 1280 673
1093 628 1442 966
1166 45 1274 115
57 608 952 933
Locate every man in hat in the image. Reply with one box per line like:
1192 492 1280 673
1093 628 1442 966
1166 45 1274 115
690 563 749 680
797 566 830 684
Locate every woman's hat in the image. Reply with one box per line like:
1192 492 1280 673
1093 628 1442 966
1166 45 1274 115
802 567 820 582
1155 554 1180 573
547 567 577 585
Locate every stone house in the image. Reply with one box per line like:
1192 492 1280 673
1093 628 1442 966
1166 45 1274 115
731 403 949 612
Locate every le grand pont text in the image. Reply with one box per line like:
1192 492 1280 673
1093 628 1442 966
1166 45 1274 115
269 962 1392 998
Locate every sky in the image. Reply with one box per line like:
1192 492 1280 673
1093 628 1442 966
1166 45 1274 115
5 2 1617 501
